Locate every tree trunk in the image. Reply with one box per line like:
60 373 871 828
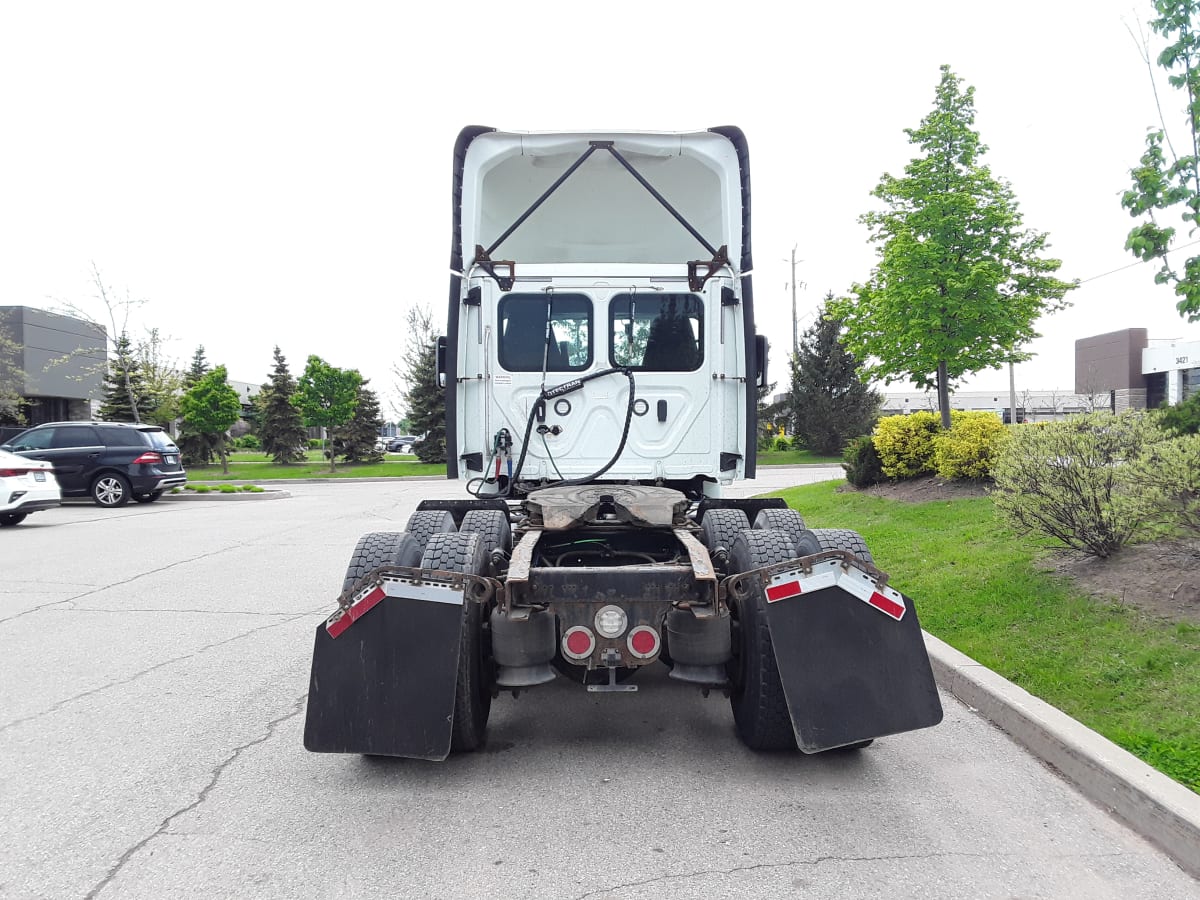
936 360 951 429
327 437 337 473
218 438 229 475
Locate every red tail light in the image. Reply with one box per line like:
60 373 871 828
0 468 37 477
131 452 163 465
562 626 595 660
627 626 660 659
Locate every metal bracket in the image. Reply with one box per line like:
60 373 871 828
474 244 516 291
688 245 731 291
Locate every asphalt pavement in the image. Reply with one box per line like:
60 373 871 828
1 470 1197 899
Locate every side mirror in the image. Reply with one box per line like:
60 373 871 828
435 336 448 389
755 334 768 389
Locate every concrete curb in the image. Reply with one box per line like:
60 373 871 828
924 631 1200 879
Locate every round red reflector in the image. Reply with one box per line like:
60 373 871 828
563 627 594 659
628 626 658 658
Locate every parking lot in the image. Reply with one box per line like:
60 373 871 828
2 473 1196 899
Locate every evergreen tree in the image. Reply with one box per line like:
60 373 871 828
257 346 307 463
180 365 242 474
178 345 218 464
332 380 384 463
398 306 446 464
832 65 1074 428
790 297 882 455
97 332 153 422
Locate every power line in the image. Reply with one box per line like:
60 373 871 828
1077 239 1200 284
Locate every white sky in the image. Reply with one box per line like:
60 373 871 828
2 0 1197 417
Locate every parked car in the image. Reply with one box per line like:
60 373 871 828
1 422 187 507
386 435 418 453
0 447 61 525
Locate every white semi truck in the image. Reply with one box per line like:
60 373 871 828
303 127 942 759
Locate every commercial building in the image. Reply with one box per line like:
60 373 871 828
0 306 106 426
1075 328 1200 411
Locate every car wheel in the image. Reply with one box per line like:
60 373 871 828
0 512 28 526
92 473 132 507
133 490 164 504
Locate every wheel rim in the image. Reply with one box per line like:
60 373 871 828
95 477 125 505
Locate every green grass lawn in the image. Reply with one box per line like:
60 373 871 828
767 479 1200 793
186 450 443 481
756 449 844 465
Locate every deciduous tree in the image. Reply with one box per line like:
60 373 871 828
180 365 242 474
1123 0 1200 322
256 346 308 463
295 355 361 473
833 65 1075 429
789 297 882 455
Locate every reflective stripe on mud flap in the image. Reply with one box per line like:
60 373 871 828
325 575 466 638
766 558 906 621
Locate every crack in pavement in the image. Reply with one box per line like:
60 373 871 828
0 614 311 735
568 851 1130 900
0 544 245 627
84 694 308 900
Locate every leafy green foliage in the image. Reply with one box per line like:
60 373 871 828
295 355 362 472
772 435 792 452
134 329 183 429
842 434 884 487
932 411 1010 479
177 345 219 465
832 65 1074 427
332 380 385 463
256 346 307 464
789 299 882 455
97 332 154 423
397 306 446 464
180 365 242 474
0 315 26 425
1157 389 1200 434
1129 432 1200 535
990 412 1169 557
1122 1 1200 322
873 411 941 478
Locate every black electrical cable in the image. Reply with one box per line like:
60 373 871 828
506 367 636 496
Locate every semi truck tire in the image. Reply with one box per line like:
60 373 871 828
700 508 750 560
420 532 492 752
727 527 803 750
459 508 513 557
341 531 423 592
405 509 457 554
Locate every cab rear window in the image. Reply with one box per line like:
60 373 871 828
498 294 592 372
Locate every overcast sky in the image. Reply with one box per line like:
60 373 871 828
2 0 1196 417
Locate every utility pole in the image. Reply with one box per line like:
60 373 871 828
785 244 803 360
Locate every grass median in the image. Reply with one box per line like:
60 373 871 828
185 451 444 481
768 479 1200 794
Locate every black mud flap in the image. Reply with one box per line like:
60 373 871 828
303 574 468 760
754 555 943 752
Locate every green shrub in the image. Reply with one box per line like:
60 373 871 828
1129 433 1200 536
872 412 940 478
990 411 1169 557
1157 391 1200 436
842 434 884 487
308 438 322 450
772 435 791 452
234 434 261 450
932 411 1010 480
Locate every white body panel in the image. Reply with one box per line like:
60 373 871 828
450 130 755 490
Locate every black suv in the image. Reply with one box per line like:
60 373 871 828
1 422 187 507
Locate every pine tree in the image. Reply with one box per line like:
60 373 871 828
398 306 445 464
178 345 218 465
790 297 882 455
332 380 384 463
257 346 307 463
97 333 153 422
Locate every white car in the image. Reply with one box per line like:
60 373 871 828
0 446 61 526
